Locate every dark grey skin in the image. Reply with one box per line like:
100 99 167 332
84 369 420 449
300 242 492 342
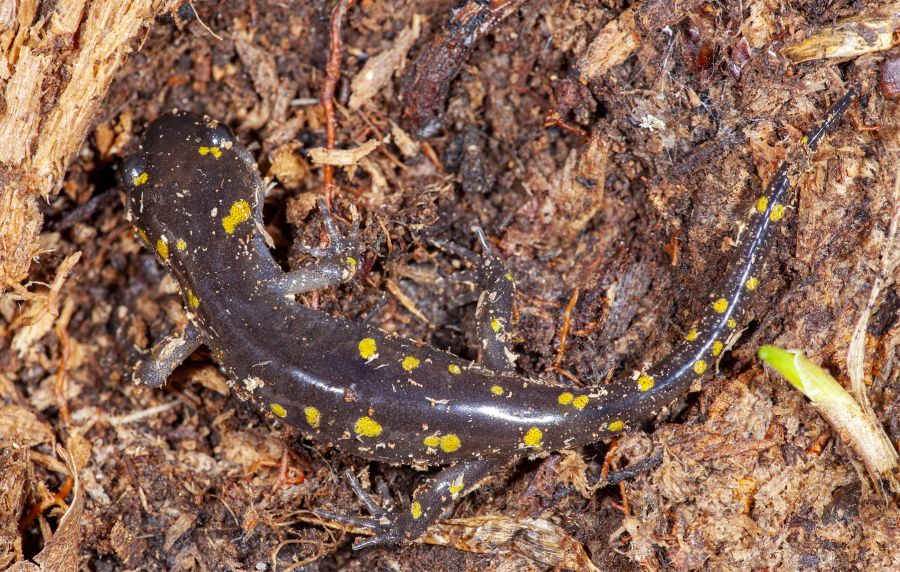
123 87 857 547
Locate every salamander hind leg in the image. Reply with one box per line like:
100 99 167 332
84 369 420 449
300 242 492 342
471 228 518 373
133 322 203 388
435 227 517 372
316 459 504 548
278 198 362 295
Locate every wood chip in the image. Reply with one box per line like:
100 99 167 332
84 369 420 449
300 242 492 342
389 120 420 158
576 8 640 84
0 404 54 448
267 142 310 190
782 8 900 63
8 446 84 572
307 138 380 167
348 14 422 110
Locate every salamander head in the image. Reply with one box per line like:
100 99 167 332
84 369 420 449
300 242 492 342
122 110 264 268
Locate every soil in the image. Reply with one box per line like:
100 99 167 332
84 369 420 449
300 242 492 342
2 1 899 570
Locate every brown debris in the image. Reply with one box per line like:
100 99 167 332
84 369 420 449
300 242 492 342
307 138 380 169
399 0 527 136
507 132 609 250
348 15 422 111
8 252 81 358
267 142 311 190
0 448 32 568
8 447 84 572
577 7 641 85
307 512 599 572
634 0 708 32
234 28 295 129
881 56 900 98
0 405 54 448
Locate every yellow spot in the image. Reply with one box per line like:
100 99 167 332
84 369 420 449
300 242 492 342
354 416 382 438
156 238 169 259
572 395 589 410
439 434 461 453
558 392 574 405
491 385 504 396
523 427 543 448
199 146 222 158
448 364 462 375
358 338 377 360
186 288 200 309
402 356 421 372
769 203 785 221
411 501 422 520
136 228 149 244
713 298 728 313
745 276 759 291
608 420 625 432
693 360 707 375
504 272 514 282
637 374 655 392
490 318 501 333
270 403 287 418
712 340 724 356
304 407 320 428
345 257 357 272
727 319 737 329
423 435 440 448
449 477 464 494
222 200 252 234
686 328 699 341
756 196 768 213
801 135 809 145
176 238 187 251
132 172 148 186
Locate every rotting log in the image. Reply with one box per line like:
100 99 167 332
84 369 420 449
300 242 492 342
0 0 177 291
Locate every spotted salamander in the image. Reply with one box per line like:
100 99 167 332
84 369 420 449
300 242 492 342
123 86 858 548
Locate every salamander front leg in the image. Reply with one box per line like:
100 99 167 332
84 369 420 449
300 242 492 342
133 322 203 388
317 458 504 548
278 199 362 295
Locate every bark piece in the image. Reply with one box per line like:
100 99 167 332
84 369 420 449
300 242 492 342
0 0 176 292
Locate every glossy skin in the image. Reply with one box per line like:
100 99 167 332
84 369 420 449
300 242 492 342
123 87 857 547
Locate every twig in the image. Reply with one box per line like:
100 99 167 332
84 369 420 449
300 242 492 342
551 287 580 371
109 399 182 425
320 0 356 208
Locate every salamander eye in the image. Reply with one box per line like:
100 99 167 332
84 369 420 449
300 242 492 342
121 156 147 189
200 114 235 147
208 125 235 149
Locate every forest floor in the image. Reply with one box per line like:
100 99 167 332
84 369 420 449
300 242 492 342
2 1 899 570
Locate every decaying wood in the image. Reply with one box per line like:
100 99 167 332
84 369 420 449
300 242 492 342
633 0 708 32
348 14 422 111
0 0 176 291
576 7 641 85
399 0 527 136
782 4 900 64
845 105 900 490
